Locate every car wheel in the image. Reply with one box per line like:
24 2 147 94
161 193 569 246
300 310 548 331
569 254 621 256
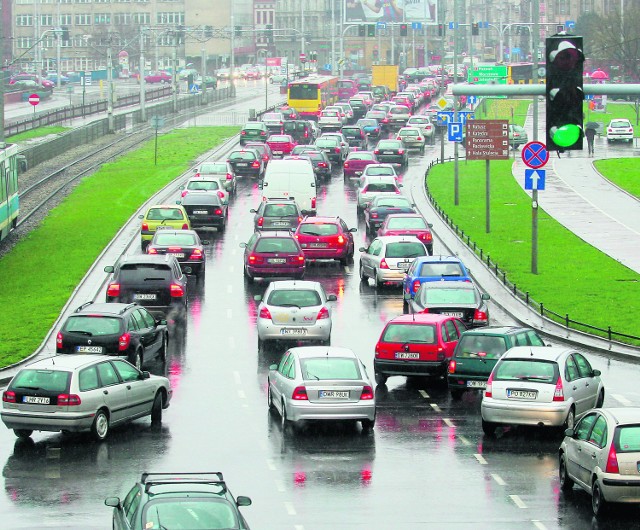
402 299 409 314
91 409 110 441
592 481 608 517
450 389 464 400
374 270 383 288
197 266 206 282
375 372 388 386
267 384 275 410
359 263 368 283
14 429 33 439
596 390 605 408
159 335 167 363
281 401 291 427
322 336 331 346
361 417 375 433
563 407 576 431
141 240 149 252
244 266 254 284
129 349 143 370
481 419 497 436
559 454 574 492
151 392 163 424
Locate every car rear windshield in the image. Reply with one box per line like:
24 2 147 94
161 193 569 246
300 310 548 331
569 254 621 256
290 85 319 100
146 208 184 221
366 167 395 176
387 217 427 229
267 289 321 308
229 151 256 161
264 203 298 217
63 315 122 335
299 223 339 236
377 141 402 149
493 359 559 384
400 130 420 136
269 135 290 142
244 123 264 129
364 183 397 193
385 241 425 258
610 120 630 128
375 197 411 208
255 238 299 253
421 287 476 305
263 113 282 120
182 194 221 206
143 499 238 530
199 163 226 173
382 323 436 344
409 118 429 124
11 369 71 393
154 233 197 246
614 425 640 453
455 335 507 359
300 357 362 381
360 119 379 126
119 264 172 281
348 153 375 161
419 262 464 277
187 180 220 191
316 138 338 147
390 107 408 115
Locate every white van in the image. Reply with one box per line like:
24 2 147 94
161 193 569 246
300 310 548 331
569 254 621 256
260 159 317 214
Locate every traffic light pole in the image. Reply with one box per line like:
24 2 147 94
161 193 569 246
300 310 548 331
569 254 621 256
531 0 540 274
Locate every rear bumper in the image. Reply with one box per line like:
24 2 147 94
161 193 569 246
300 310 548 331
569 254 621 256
1 409 96 433
257 319 331 341
481 398 569 427
600 476 640 503
287 400 376 423
246 265 305 278
300 247 349 260
375 359 446 377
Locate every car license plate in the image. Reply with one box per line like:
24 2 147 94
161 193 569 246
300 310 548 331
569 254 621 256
467 380 487 388
319 390 349 398
310 242 328 248
76 345 104 353
134 293 157 300
273 150 283 154
155 225 171 230
382 150 392 154
395 352 419 360
443 311 464 318
193 210 209 215
398 261 411 270
272 221 288 226
355 171 363 175
268 258 286 264
170 253 185 258
507 389 538 400
23 396 50 404
236 163 248 167
280 328 307 335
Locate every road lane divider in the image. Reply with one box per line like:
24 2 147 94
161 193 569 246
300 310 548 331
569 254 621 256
458 435 471 446
509 494 527 509
491 473 506 486
532 521 548 530
443 417 454 428
612 393 632 406
226 308 233 319
430 403 442 413
418 390 430 399
474 453 488 465
284 501 297 515
266 459 277 471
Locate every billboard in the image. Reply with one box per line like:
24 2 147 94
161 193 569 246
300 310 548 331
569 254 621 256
344 0 438 24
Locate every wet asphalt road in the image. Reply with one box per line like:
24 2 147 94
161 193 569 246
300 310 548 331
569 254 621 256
2 85 640 529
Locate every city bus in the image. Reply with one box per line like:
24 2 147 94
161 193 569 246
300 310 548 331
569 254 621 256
0 143 20 242
287 76 339 119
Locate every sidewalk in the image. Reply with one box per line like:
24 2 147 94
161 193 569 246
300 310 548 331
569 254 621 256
513 106 640 274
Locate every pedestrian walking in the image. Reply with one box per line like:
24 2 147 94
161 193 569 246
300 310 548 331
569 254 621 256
585 126 596 156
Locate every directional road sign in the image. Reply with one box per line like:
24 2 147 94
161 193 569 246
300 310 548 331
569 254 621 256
412 22 422 30
467 95 478 105
521 141 549 169
525 169 546 191
448 122 463 142
190 84 200 93
468 65 508 85
376 21 386 29
28 94 40 106
465 120 510 160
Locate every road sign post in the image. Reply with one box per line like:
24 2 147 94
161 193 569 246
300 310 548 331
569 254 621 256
28 93 39 115
521 140 548 274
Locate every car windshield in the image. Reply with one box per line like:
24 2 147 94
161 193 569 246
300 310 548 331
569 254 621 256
146 208 184 221
387 217 427 229
348 153 375 161
615 426 640 453
421 287 476 304
299 223 339 236
264 203 298 217
143 498 238 530
418 262 464 277
382 323 436 344
364 183 398 193
385 241 425 258
267 289 321 308
300 357 362 381
63 316 122 336
187 180 220 191
366 167 395 176
610 120 630 128
154 233 197 246
455 335 507 359
119 264 172 281
254 238 299 253
494 359 559 383
229 152 256 161
199 163 226 174
12 369 71 393
375 197 411 208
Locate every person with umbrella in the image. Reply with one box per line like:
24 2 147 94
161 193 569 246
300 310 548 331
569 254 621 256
585 121 598 156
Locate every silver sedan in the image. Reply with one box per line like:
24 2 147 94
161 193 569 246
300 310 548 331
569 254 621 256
359 236 429 287
268 346 376 431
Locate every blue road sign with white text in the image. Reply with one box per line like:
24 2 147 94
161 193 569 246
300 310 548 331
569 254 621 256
525 169 546 191
448 122 463 142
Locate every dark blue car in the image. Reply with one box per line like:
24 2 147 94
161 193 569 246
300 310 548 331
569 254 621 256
402 255 472 307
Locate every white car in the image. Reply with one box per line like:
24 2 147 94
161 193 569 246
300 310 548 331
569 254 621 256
407 115 435 139
180 176 229 204
356 174 402 211
261 112 284 133
333 102 354 122
396 126 427 153
361 164 399 183
606 119 634 143
359 236 429 287
318 109 343 130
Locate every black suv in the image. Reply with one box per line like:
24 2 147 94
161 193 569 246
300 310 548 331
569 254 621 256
283 120 316 145
105 472 252 530
227 148 265 178
250 198 302 231
104 255 188 322
56 302 168 369
181 193 228 231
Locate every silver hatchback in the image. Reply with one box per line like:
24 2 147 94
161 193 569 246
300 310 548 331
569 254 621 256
1 354 171 441
359 236 429 287
481 346 604 435
255 281 337 347
268 346 376 431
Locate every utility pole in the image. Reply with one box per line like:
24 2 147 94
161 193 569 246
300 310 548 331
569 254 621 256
301 0 305 72
0 2 4 145
107 34 114 132
172 33 178 112
331 0 336 74
453 0 460 206
140 28 147 122
230 4 236 95
531 0 540 274
56 28 62 89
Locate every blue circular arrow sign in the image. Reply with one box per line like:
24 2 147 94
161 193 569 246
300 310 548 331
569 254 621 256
521 141 549 169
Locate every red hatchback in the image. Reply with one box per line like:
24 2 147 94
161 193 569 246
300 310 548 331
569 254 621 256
241 231 305 283
266 134 297 157
343 151 379 179
377 213 434 255
294 216 357 265
374 314 466 385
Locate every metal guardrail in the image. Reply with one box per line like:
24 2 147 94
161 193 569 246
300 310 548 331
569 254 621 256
424 156 640 347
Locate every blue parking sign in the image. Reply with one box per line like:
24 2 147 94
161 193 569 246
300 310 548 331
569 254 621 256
448 122 463 142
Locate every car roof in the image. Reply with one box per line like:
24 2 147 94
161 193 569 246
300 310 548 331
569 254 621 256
256 231 297 239
151 229 199 237
117 254 179 265
375 235 425 244
289 346 358 359
502 346 573 362
301 216 341 223
460 326 537 336
601 407 640 425
387 314 454 325
385 213 422 219
268 280 323 291
25 354 112 370
73 302 133 316
413 255 464 264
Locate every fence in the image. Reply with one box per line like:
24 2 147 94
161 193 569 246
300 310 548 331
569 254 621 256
424 156 640 347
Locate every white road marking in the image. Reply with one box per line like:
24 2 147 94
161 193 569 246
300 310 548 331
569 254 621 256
443 417 454 428
532 520 548 530
474 453 488 465
284 501 297 515
418 390 430 399
344 266 351 273
491 473 506 486
233 371 241 385
510 495 527 509
430 403 442 413
226 308 233 319
612 394 633 406
266 459 277 471
229 265 235 273
237 390 246 399
458 435 471 446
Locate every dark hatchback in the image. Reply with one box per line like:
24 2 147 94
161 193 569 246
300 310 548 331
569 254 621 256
241 231 306 283
364 195 416 234
447 326 546 399
105 255 188 322
348 98 368 120
180 193 228 231
409 281 491 328
227 149 265 178
374 139 408 167
147 229 209 279
283 120 316 145
292 150 332 180
341 125 368 149
240 122 269 145
250 199 302 231
56 302 168 369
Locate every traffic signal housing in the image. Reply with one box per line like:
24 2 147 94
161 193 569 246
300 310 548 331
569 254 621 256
438 24 444 37
400 24 408 37
472 23 479 36
545 35 584 151
367 25 376 38
358 25 366 37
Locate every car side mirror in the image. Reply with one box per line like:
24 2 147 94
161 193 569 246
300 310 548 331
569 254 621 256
140 371 151 380
192 168 198 173
349 227 357 232
311 182 315 187
201 240 210 245
156 319 167 326
250 209 257 213
592 369 601 377
564 428 575 438
428 223 433 228
254 295 262 301
481 293 490 301
259 183 264 189
398 184 403 187
327 294 338 301
138 214 144 219
269 364 278 370
179 185 185 190
239 242 247 248
175 200 181 205
236 496 252 507
104 497 121 508
359 246 367 253
104 265 114 273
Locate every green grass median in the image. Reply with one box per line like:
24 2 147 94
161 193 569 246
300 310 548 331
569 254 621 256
427 160 640 343
593 158 640 199
475 99 530 127
0 126 239 368
9 126 69 142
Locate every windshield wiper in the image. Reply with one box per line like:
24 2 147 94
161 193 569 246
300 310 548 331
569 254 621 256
306 372 320 381
513 375 550 381
144 277 166 281
278 304 301 308
302 231 323 236
69 330 93 336
15 386 41 390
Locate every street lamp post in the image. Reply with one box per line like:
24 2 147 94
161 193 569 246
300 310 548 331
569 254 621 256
139 28 147 123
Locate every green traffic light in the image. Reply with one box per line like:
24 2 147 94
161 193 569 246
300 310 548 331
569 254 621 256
551 124 581 147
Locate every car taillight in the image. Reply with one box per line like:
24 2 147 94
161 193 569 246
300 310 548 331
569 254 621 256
292 386 308 400
379 259 389 269
191 248 203 259
448 360 456 374
473 309 488 324
370 212 378 218
374 149 380 154
2 391 16 403
396 136 401 141
241 130 246 135
317 307 330 319
334 147 340 153
260 131 267 136
337 235 345 245
56 332 63 349
418 232 433 242
118 332 130 351
304 131 308 138
57 394 82 406
607 128 612 133
294 255 305 263
212 208 222 215
311 197 316 209
226 172 233 181
257 216 264 227
412 280 421 293
170 284 185 297
297 216 303 224
107 283 120 297
485 372 494 398
606 444 620 474
248 254 264 264
360 386 374 400
181 190 188 197
417 137 422 141
382 118 388 123
553 377 565 402
398 149 405 154
259 307 272 319
252 161 260 168
194 172 201 178
344 162 350 168
318 162 327 168
141 222 149 231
